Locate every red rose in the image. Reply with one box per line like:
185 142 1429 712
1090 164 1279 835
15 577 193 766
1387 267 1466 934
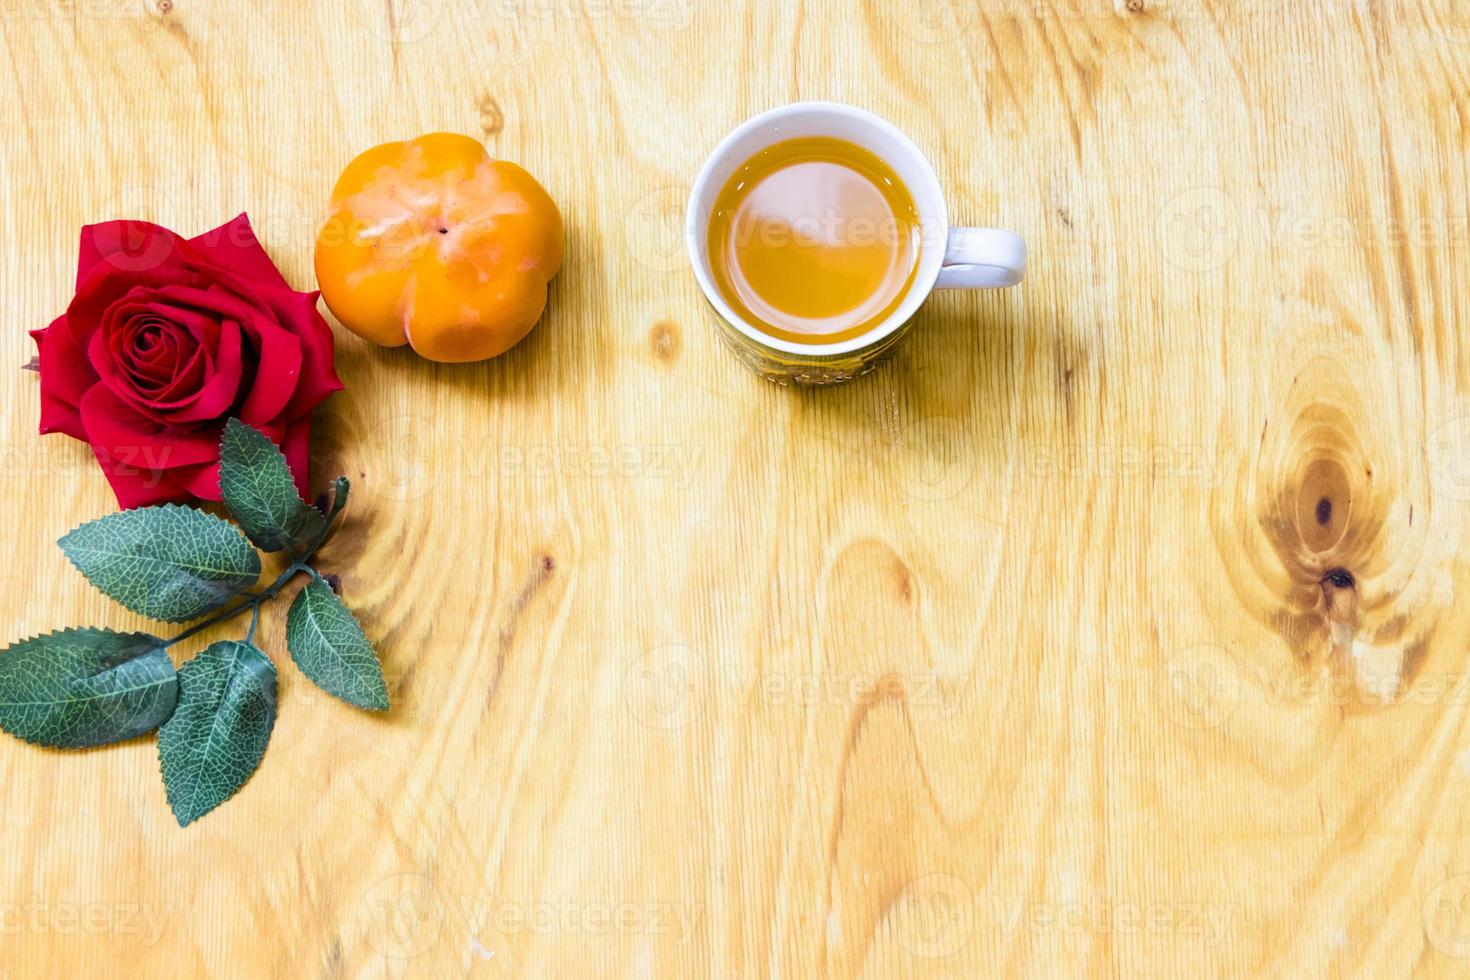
31 214 343 508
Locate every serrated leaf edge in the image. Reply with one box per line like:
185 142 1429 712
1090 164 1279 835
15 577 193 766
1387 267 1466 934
57 504 262 623
158 641 277 827
59 504 259 575
218 420 323 553
0 627 175 749
287 580 388 712
0 625 164 647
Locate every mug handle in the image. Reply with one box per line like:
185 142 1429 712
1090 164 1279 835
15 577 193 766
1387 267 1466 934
935 227 1027 289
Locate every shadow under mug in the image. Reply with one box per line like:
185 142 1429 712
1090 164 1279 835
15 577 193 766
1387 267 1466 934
686 101 1026 386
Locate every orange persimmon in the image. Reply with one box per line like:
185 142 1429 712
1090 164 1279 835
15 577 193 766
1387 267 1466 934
314 132 564 363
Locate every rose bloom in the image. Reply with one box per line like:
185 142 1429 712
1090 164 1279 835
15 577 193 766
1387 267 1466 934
31 214 342 508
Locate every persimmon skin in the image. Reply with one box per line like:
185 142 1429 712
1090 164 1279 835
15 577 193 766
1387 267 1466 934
314 133 564 363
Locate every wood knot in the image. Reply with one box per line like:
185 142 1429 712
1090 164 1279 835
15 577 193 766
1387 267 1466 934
156 0 173 12
1205 346 1446 714
1294 456 1352 553
1319 567 1359 634
539 554 556 573
478 94 504 137
649 319 681 365
1258 398 1375 587
1229 362 1440 705
1123 0 1145 12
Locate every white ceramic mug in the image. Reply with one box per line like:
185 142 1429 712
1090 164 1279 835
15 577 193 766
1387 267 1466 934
686 101 1026 385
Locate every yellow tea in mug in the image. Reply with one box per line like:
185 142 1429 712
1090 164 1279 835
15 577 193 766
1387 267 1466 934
707 136 921 345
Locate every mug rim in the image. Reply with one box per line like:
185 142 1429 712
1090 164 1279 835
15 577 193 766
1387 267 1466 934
684 101 949 358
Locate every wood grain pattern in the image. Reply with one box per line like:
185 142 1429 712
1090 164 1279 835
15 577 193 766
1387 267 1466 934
3 0 1470 975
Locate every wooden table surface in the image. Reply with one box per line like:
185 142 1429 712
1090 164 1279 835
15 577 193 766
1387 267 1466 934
4 0 1470 976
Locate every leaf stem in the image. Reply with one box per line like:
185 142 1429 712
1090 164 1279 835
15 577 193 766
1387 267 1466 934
290 477 349 563
163 476 349 651
158 473 349 652
164 562 305 649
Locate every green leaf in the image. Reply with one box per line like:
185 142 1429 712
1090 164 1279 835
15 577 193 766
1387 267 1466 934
218 419 327 554
157 640 276 826
0 628 176 748
59 505 261 623
286 577 388 711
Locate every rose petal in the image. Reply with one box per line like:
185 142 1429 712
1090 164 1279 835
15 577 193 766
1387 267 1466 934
162 269 339 421
93 459 191 510
79 384 225 471
100 301 216 404
146 279 274 323
100 308 179 378
90 316 207 421
77 387 202 509
133 333 209 405
30 316 94 440
77 221 187 288
90 290 256 421
122 280 302 422
173 417 291 500
50 216 336 510
100 282 299 422
164 319 244 423
123 324 180 385
275 290 344 417
185 214 292 291
189 283 303 423
67 262 204 352
172 460 221 500
106 293 222 353
185 271 342 423
279 417 313 499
